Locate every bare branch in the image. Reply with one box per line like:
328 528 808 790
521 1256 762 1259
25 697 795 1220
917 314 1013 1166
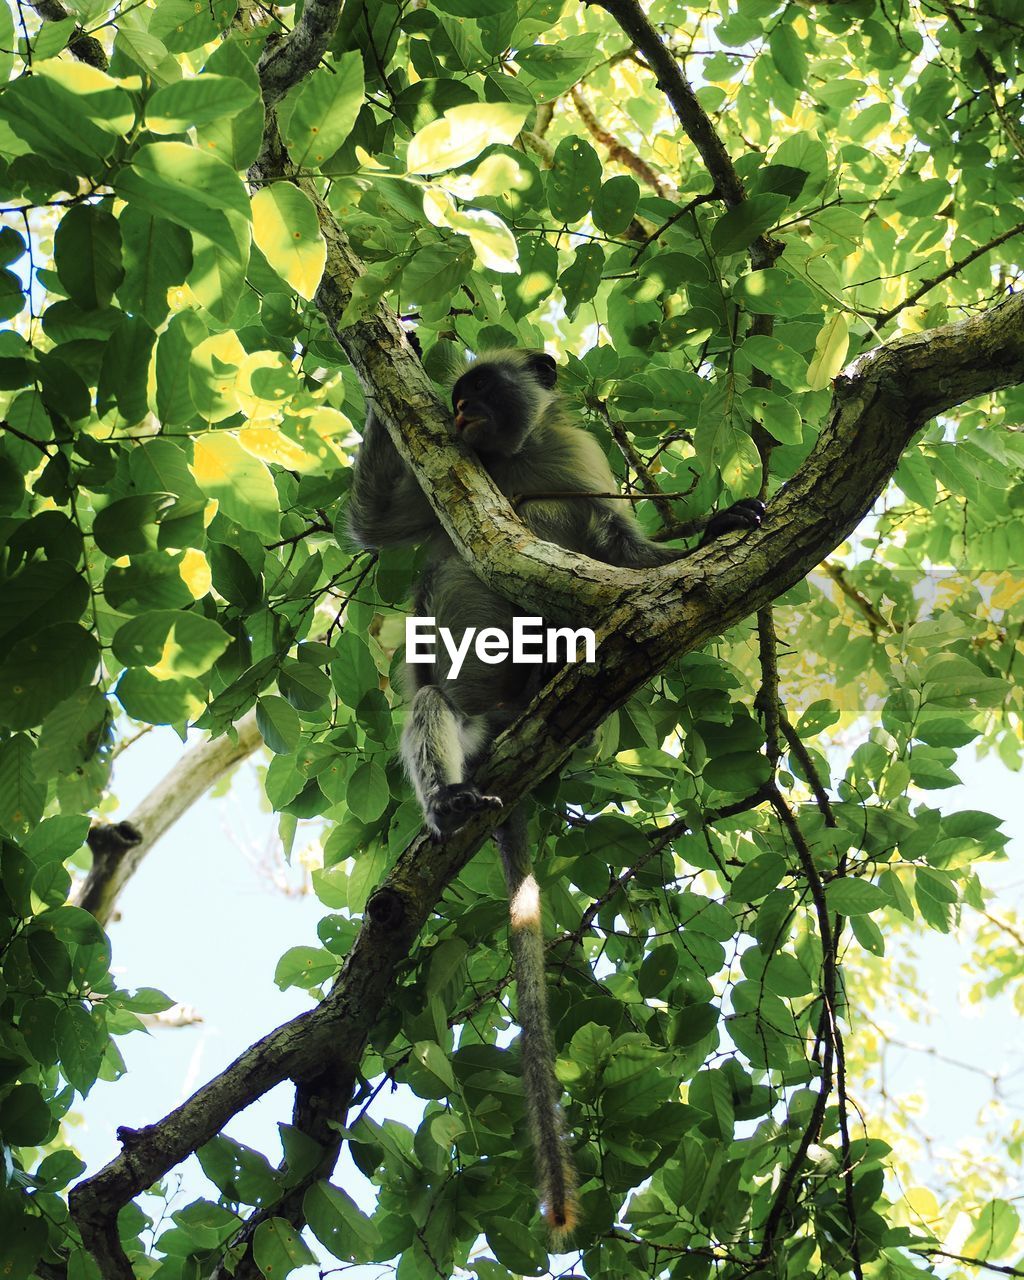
74 710 262 927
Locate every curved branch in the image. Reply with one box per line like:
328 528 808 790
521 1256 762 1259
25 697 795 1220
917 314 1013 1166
74 710 262 927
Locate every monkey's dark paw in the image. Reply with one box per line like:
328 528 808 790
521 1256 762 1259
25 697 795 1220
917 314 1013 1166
426 784 503 836
702 498 766 543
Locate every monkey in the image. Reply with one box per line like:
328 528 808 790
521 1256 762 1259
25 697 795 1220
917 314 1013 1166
348 347 764 1240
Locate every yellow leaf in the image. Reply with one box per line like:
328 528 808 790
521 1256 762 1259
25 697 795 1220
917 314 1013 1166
405 103 529 176
251 184 326 301
179 548 211 599
806 312 850 390
238 426 313 471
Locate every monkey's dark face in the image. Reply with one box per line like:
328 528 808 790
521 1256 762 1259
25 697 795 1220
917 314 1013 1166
450 351 558 457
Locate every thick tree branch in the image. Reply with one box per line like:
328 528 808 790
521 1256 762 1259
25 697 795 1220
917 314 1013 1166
253 0 340 110
74 710 262 927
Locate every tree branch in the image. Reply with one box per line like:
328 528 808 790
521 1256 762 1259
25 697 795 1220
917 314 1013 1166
74 710 262 927
28 0 107 68
591 0 779 269
252 0 341 110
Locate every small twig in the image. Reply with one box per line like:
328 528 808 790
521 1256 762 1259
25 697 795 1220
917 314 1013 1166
823 562 894 635
870 219 1024 326
911 1250 1024 1278
597 400 677 528
779 714 837 828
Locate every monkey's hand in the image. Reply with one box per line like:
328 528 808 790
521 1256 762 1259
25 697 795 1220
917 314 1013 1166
426 783 503 837
699 498 766 546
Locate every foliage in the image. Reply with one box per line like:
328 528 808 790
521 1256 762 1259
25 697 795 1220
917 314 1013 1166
0 0 1023 1277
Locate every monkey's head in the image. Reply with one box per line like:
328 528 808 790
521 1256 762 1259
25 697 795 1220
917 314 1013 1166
450 349 558 457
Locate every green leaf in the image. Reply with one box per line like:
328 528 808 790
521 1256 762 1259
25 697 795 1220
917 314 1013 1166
155 311 205 427
34 687 108 777
112 610 231 677
198 1134 281 1206
515 33 597 97
0 64 128 172
304 1181 381 1262
558 242 604 317
251 184 326 302
55 1003 105 1094
114 141 251 260
738 334 808 388
484 1217 548 1275
53 204 124 310
274 945 338 990
256 695 302 754
638 944 678 997
117 206 193 328
145 73 259 133
703 749 771 793
548 135 602 223
730 852 786 902
0 734 45 834
769 23 807 88
0 623 99 730
825 878 887 916
115 669 204 725
188 225 250 323
963 1199 1020 1260
279 52 364 169
191 433 280 539
346 760 389 823
806 312 850 390
331 632 379 708
92 493 173 556
733 268 817 317
710 194 788 256
741 387 802 444
405 102 529 175
0 1082 52 1145
592 174 640 236
253 1217 316 1277
503 234 558 322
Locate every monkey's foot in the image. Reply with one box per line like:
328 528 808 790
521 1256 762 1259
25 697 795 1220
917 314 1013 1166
702 497 766 542
427 784 503 837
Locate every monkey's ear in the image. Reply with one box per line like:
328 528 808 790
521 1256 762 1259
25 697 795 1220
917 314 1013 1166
527 352 558 388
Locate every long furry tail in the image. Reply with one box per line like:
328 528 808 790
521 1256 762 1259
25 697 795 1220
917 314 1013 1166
495 811 579 1244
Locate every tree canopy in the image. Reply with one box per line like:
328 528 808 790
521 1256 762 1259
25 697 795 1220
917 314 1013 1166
1 0 1023 1278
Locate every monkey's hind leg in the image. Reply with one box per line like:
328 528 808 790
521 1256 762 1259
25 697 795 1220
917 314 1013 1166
401 685 502 836
495 811 579 1243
